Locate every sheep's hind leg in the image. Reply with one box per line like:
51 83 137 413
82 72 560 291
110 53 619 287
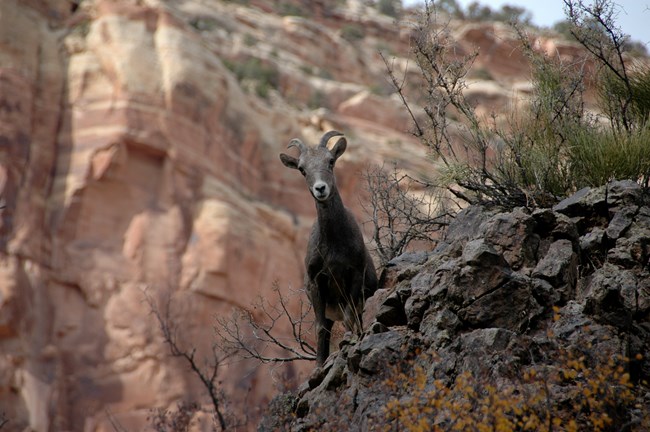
343 303 363 336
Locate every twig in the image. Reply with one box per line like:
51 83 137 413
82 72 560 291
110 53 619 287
144 292 229 430
105 408 128 432
215 283 317 364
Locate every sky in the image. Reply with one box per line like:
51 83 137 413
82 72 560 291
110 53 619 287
403 0 650 46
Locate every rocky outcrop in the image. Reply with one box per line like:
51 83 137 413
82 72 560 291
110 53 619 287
0 0 610 430
262 180 650 431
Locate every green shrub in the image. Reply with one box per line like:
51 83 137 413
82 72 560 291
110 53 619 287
469 67 494 81
278 2 305 17
223 57 280 99
434 0 464 19
625 40 649 57
465 3 532 25
600 65 650 129
308 90 326 109
569 123 650 187
375 41 395 57
629 66 650 123
341 24 365 42
189 16 219 32
553 19 575 40
318 68 334 80
243 33 257 47
386 0 650 208
299 64 314 75
376 0 400 18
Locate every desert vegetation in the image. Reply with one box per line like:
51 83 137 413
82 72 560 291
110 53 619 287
362 165 452 266
223 57 280 100
381 328 647 432
385 0 650 209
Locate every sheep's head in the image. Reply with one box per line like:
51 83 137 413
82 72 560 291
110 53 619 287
279 130 347 202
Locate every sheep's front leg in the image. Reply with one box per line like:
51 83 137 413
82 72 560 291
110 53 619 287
316 318 334 365
312 289 333 365
308 276 334 365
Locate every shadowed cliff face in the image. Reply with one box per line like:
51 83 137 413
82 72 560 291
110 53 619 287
262 181 650 431
0 0 603 430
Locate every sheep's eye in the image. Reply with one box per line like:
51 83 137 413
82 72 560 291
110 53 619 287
298 167 306 176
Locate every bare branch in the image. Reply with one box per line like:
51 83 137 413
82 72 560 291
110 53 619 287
215 282 317 364
380 52 425 140
384 2 536 208
105 408 128 432
144 292 229 431
362 164 452 266
563 0 634 132
147 401 200 432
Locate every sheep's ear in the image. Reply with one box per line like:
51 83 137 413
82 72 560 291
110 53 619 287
331 137 347 161
279 153 299 169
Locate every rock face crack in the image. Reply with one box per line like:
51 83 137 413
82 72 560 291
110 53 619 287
457 270 513 308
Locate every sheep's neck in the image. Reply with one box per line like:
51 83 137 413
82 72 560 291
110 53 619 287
315 189 348 242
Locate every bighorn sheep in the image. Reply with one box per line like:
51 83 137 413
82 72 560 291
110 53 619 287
280 130 378 365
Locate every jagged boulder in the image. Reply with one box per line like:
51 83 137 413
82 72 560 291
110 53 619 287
261 181 650 431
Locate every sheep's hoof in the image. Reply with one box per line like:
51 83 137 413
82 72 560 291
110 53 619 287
341 331 360 344
369 321 388 334
307 364 328 389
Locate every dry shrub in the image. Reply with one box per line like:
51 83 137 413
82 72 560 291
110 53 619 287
148 402 200 432
387 0 650 209
363 165 452 266
381 343 647 431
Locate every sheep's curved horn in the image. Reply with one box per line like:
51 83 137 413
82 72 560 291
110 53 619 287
318 130 344 148
287 138 307 153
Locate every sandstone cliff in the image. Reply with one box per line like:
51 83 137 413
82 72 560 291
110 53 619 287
0 0 604 430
